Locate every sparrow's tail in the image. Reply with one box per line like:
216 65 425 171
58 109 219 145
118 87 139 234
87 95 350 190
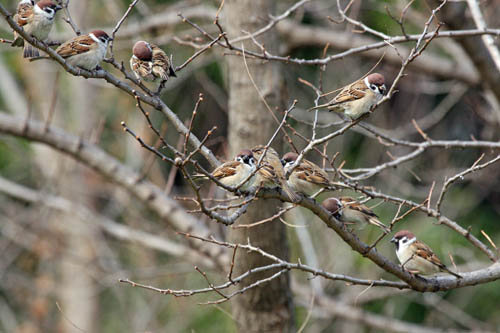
169 65 177 78
368 217 391 234
441 265 463 279
191 173 209 181
29 56 51 62
281 181 300 202
306 102 332 112
23 44 40 58
329 181 351 190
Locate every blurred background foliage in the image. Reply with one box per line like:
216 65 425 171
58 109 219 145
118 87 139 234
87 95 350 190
0 0 499 332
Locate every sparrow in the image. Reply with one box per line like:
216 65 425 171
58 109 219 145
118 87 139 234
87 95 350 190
251 145 300 202
50 30 111 71
197 149 257 192
321 197 390 234
12 0 62 58
281 152 344 196
130 41 176 92
309 73 387 119
390 230 462 278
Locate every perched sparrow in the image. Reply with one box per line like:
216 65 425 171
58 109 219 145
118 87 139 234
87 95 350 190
52 30 111 70
281 152 343 196
310 73 387 119
251 145 300 202
198 149 256 192
12 0 61 58
390 230 462 278
130 41 176 89
321 197 390 234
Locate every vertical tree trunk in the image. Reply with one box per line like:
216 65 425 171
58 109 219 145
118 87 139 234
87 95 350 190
225 1 294 331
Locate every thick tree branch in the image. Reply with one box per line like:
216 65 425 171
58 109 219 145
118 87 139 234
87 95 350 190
0 4 219 167
0 176 215 268
0 112 228 268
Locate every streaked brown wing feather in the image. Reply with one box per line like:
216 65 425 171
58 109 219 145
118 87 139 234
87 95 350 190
212 161 239 179
131 58 152 78
414 241 443 266
258 163 280 183
150 44 170 81
296 162 330 186
340 196 378 217
56 35 94 58
330 80 367 105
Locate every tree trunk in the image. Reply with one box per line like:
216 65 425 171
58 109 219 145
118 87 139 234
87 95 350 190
225 1 294 332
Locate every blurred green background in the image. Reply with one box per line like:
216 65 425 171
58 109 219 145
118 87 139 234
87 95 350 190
0 0 499 332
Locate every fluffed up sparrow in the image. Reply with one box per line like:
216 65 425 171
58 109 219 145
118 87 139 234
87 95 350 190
281 152 344 196
12 0 61 58
310 73 387 119
197 149 257 192
322 196 390 234
130 41 176 92
390 230 462 278
251 145 300 202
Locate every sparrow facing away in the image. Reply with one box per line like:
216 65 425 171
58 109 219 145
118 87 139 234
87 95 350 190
390 230 462 278
130 41 176 85
12 0 61 58
310 73 387 119
321 197 390 234
53 30 111 70
251 145 300 202
198 149 257 192
281 152 342 196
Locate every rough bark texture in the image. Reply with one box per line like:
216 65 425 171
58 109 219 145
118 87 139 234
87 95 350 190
225 0 294 331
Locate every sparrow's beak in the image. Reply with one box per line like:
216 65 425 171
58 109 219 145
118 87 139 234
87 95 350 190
381 85 387 96
390 237 397 243
55 5 62 11
280 159 286 167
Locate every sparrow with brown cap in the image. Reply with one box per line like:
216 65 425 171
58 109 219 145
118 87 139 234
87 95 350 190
130 40 176 94
309 73 387 119
390 230 462 278
322 196 390 234
281 152 344 196
12 0 61 58
251 145 300 202
196 149 257 192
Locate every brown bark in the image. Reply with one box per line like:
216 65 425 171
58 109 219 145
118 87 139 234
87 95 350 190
225 0 294 331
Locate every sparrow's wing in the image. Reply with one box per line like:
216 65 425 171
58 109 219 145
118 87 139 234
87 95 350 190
329 81 367 106
252 146 279 159
296 161 330 186
16 3 34 26
150 45 170 81
130 57 153 78
212 161 240 179
56 35 95 58
340 197 378 217
414 241 443 267
257 162 280 183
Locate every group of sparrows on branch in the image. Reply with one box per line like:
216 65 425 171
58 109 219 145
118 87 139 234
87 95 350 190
10 0 461 280
204 145 462 279
12 0 176 93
